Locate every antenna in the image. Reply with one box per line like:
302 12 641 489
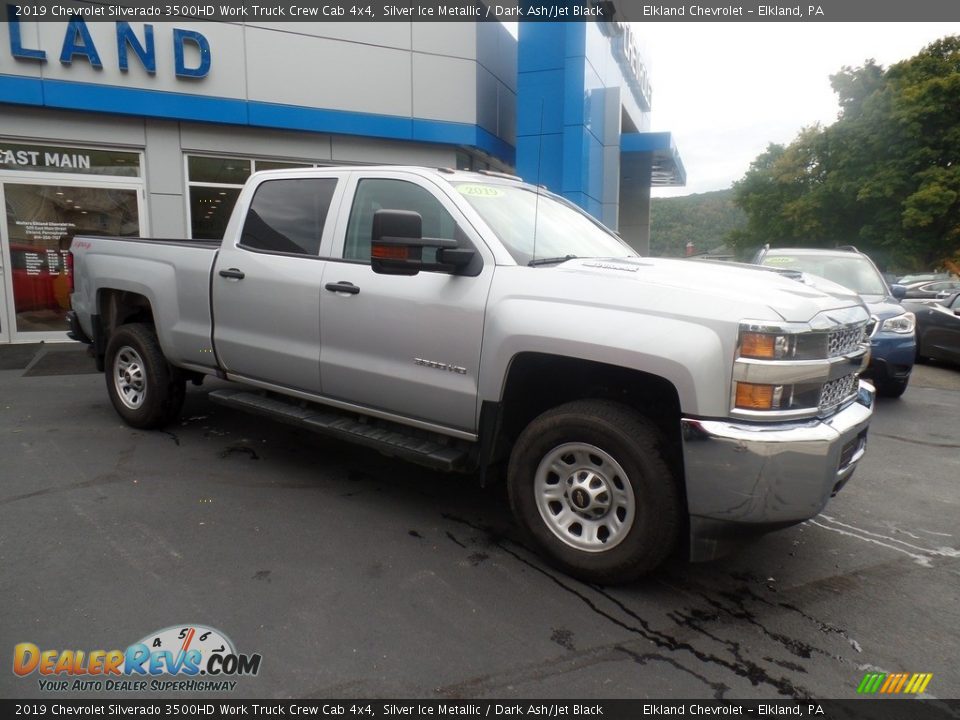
531 99 544 263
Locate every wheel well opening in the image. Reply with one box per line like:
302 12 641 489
493 353 686 501
98 289 155 334
90 290 155 371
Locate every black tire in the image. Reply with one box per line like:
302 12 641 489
104 323 185 429
875 376 909 398
507 400 681 584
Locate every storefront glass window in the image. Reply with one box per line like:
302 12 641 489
4 183 139 333
190 185 242 241
187 156 318 240
255 160 311 172
187 156 251 185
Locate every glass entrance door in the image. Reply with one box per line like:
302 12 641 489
0 179 143 342
0 231 8 342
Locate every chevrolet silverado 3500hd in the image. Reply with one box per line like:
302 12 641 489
68 166 874 583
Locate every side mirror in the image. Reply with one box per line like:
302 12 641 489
371 209 475 276
436 247 476 270
371 209 425 276
890 284 907 300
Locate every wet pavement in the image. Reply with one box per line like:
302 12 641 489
1 344 958 700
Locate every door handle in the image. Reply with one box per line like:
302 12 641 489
325 281 360 295
219 268 245 280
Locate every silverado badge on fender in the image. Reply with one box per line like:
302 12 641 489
414 357 468 375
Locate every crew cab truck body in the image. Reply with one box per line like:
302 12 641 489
68 167 875 583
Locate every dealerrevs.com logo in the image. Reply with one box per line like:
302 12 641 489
13 624 262 692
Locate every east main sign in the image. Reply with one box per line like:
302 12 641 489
3 10 211 77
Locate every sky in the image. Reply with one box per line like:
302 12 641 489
644 23 960 198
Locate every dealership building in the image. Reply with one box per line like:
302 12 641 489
0 16 684 344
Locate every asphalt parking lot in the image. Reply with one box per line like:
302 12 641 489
1 343 958 701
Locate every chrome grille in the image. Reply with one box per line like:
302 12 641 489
819 374 858 413
827 325 866 358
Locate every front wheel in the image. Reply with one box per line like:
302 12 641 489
507 400 681 584
105 323 185 429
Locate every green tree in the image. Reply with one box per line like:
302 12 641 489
729 37 960 271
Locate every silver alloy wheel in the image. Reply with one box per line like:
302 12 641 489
113 345 147 410
534 442 636 552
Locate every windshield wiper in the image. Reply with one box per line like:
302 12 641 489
528 254 578 267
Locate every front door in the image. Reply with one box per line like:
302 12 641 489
0 178 143 343
319 172 493 434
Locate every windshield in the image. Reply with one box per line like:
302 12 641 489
453 182 636 265
762 253 889 296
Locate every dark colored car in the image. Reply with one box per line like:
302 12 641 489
755 247 916 398
896 272 951 285
904 292 960 366
902 279 960 299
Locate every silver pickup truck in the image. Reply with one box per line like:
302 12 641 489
68 166 875 583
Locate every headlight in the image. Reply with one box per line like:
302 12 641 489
880 312 915 334
739 331 795 359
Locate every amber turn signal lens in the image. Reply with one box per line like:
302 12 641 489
740 332 776 359
371 243 408 260
735 382 775 410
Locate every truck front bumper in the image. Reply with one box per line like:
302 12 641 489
680 380 874 561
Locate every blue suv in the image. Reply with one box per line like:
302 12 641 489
755 247 916 398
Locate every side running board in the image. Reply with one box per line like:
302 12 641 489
208 388 469 471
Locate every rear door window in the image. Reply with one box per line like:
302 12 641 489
240 178 337 256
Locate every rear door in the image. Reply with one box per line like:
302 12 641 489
318 171 494 434
212 172 345 394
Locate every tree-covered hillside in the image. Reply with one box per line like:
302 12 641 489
649 189 746 257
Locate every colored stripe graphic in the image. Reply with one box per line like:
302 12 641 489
906 674 933 694
856 674 876 694
857 672 932 694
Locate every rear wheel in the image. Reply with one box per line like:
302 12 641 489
507 400 681 584
105 323 185 429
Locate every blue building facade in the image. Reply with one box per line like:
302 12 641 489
516 21 684 251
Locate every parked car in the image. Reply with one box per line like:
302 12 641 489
896 272 951 285
904 292 960 366
754 247 916 397
902 279 960 300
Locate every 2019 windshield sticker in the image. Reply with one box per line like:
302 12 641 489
456 184 504 198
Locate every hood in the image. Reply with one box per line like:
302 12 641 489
859 294 907 321
548 257 866 324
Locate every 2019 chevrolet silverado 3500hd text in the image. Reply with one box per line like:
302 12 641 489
68 167 875 583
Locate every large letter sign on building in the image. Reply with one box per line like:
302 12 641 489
4 13 211 78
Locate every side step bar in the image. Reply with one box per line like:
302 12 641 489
208 388 469 471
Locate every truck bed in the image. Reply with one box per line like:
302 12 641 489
70 234 220 371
